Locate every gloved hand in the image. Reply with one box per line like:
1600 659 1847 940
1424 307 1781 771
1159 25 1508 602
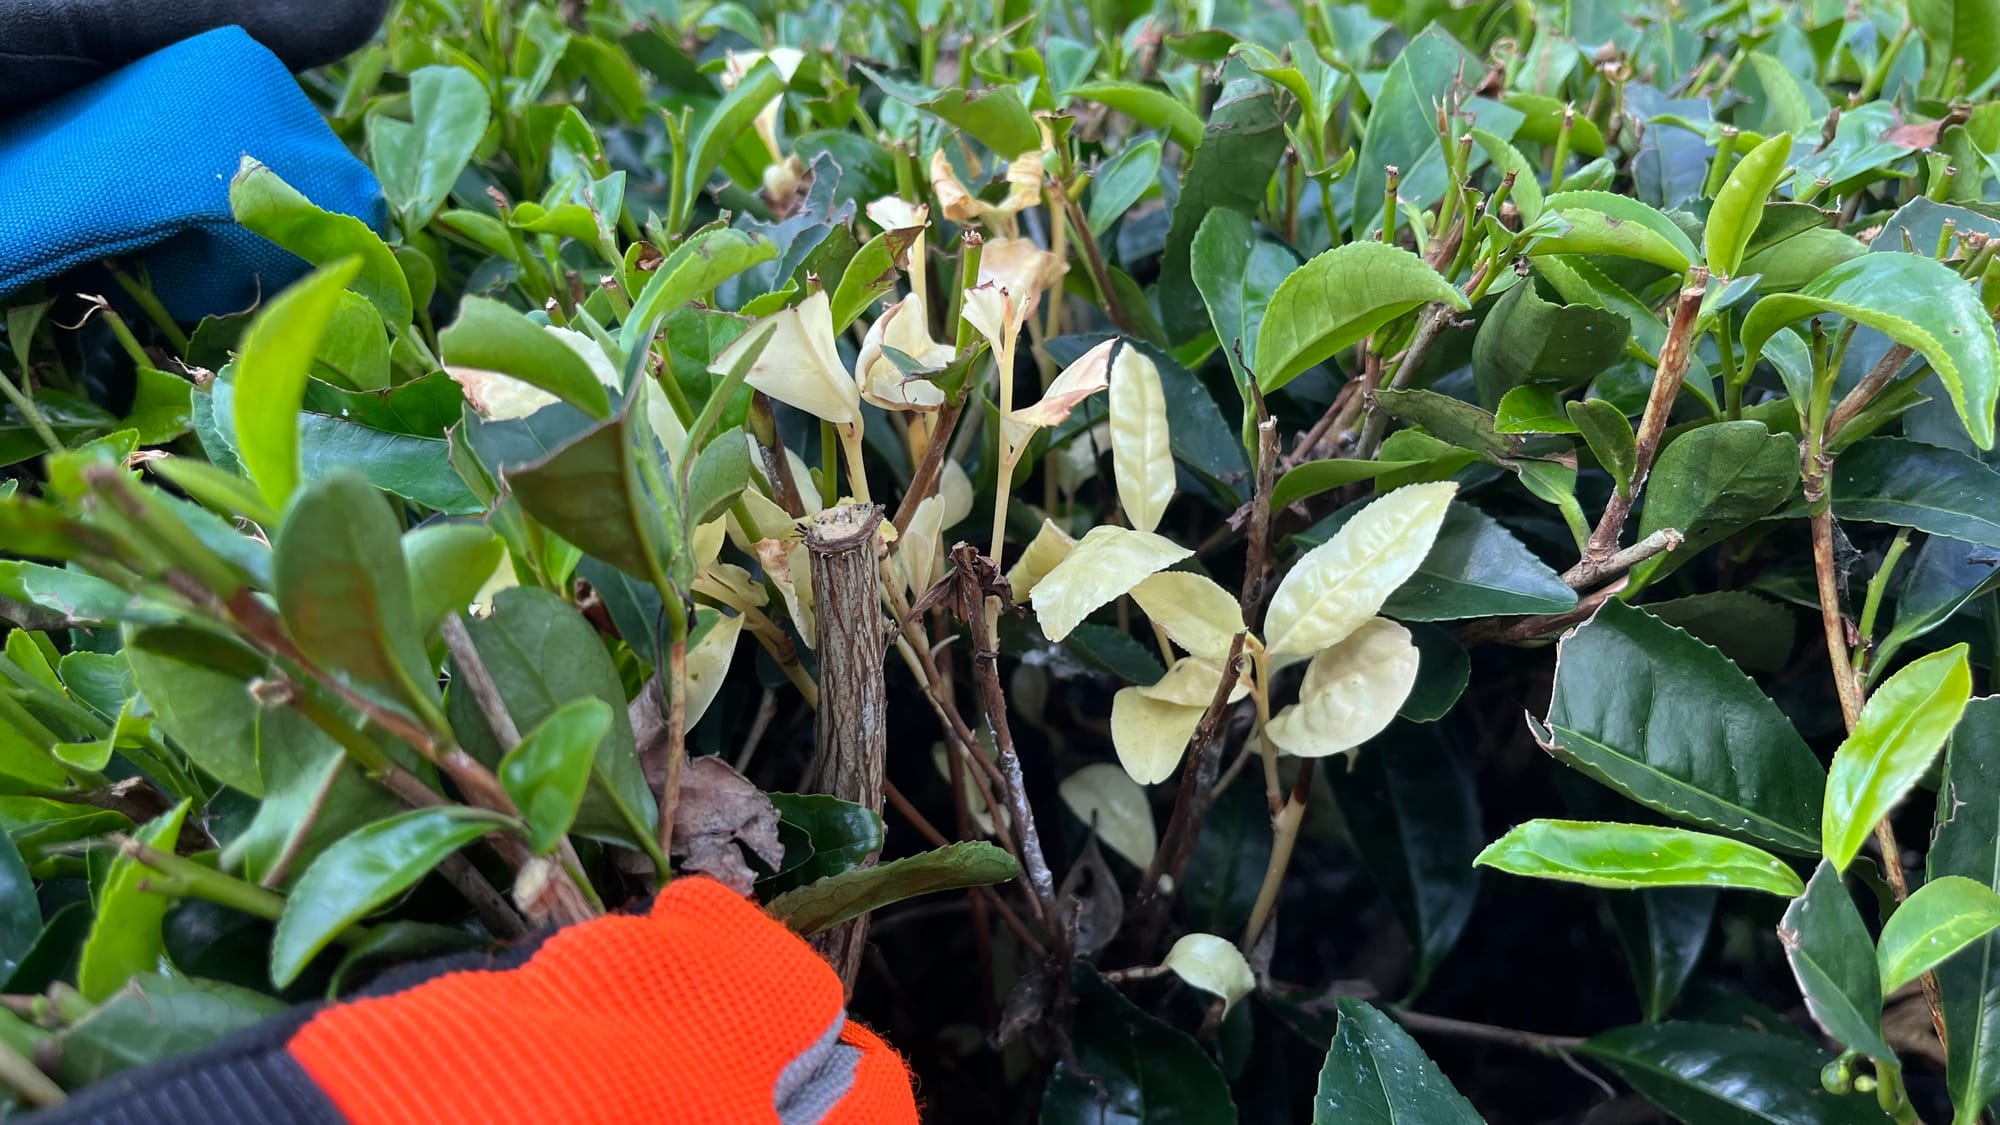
28 877 922 1124
0 0 393 108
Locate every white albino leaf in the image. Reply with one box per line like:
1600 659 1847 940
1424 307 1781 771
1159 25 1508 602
1004 339 1115 461
711 290 859 425
939 460 974 529
1030 525 1191 641
1137 656 1249 708
898 494 945 598
1111 687 1205 784
1130 571 1243 661
865 197 928 233
1050 423 1109 499
1005 519 1076 600
1058 762 1157 870
1163 933 1256 1013
1264 482 1456 662
1266 617 1421 758
685 611 745 729
856 293 951 411
1110 345 1173 533
961 285 1017 358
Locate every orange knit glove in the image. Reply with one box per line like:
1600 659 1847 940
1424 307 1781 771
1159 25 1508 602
289 876 920 1124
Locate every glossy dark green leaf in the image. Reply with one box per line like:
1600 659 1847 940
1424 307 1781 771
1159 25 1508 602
220 706 401 887
369 65 490 229
1932 698 2000 1122
53 974 288 1088
1476 820 1804 896
1298 501 1575 620
1825 438 2000 547
1191 208 1296 390
1351 27 1487 238
447 587 655 848
1257 243 1466 391
1878 875 2000 994
1582 1021 1893 1124
1271 459 1429 508
1330 721 1480 994
1881 534 2000 668
440 299 610 420
302 370 463 435
1494 385 1582 434
1742 254 2000 449
125 628 264 795
232 258 364 512
765 841 1019 936
1824 644 1972 870
764 792 884 893
1311 998 1481 1124
1541 602 1824 853
1780 861 1891 1057
5 901 88 994
0 831 38 982
1642 591 1796 674
402 522 505 637
76 800 191 1002
1087 139 1161 237
230 158 411 328
1629 422 1799 590
272 806 513 987
1158 80 1287 341
1398 624 1469 722
860 66 1038 156
1041 964 1236 1125
1568 398 1639 496
686 425 751 525
1471 280 1630 406
1063 623 1166 685
499 698 612 855
1741 229 1866 293
1371 389 1525 462
1705 133 1794 278
275 474 438 713
507 395 678 586
1609 887 1717 1023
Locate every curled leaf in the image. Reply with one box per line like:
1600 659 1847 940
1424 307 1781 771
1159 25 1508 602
856 294 951 411
1003 339 1116 460
712 290 858 425
1129 571 1243 661
671 756 783 894
1163 933 1256 1013
1137 656 1249 708
1005 518 1077 600
1267 617 1421 758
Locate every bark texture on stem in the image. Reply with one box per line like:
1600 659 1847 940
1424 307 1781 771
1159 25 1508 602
804 503 889 991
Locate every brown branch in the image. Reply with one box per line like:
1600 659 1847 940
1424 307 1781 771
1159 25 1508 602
1456 578 1627 647
1583 268 1709 564
1394 1009 1586 1053
1241 394 1279 613
1559 527 1684 590
893 397 967 537
1824 343 1915 443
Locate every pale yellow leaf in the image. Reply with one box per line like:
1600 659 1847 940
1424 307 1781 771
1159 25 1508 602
960 285 1016 357
1051 423 1109 499
1137 656 1249 708
1130 571 1242 661
1004 339 1114 461
685 611 744 729
712 289 858 425
1266 617 1421 758
1163 933 1256 1013
1111 687 1204 785
939 460 974 529
1263 482 1456 662
693 518 727 571
1030 525 1191 641
1005 519 1076 600
931 149 986 221
898 494 945 598
727 486 798 552
693 562 768 610
1109 345 1173 533
856 293 950 411
865 197 928 233
1058 762 1157 870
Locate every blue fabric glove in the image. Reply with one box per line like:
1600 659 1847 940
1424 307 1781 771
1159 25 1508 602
0 26 388 323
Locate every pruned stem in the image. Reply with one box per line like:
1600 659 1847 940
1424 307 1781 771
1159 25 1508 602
1560 528 1684 590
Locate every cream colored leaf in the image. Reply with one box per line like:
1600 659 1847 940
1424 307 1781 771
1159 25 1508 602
898 495 945 598
1266 617 1421 758
939 460 974 529
961 285 1015 357
693 518 727 571
1263 482 1456 662
1163 933 1256 1013
1051 423 1108 500
856 294 951 411
1129 571 1241 661
1030 525 1191 641
1137 656 1249 708
727 486 797 552
1109 345 1173 533
1005 518 1076 600
712 290 858 425
979 237 1065 325
1004 339 1115 461
1111 687 1204 785
694 561 769 610
1058 762 1157 870
786 540 815 647
865 197 928 233
450 367 560 420
1000 150 1045 214
685 611 745 729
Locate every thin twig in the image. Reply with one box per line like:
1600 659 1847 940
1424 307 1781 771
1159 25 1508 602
1458 579 1627 646
258 755 346 889
1135 632 1248 948
1583 269 1709 564
1241 757 1315 950
1559 528 1684 590
893 397 967 537
1393 1009 1586 1053
0 1038 61 1107
1241 398 1279 612
1824 343 1915 441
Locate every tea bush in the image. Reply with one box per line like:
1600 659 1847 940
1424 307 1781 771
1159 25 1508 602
3 0 2000 1120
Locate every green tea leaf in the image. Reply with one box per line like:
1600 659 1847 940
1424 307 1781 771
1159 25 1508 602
441 298 611 420
860 66 1038 156
1542 603 1825 853
1825 437 2000 546
1192 208 1295 391
1159 80 1287 341
53 975 287 1088
125 628 265 795
1781 861 1892 1058
230 158 412 328
1295 500 1576 620
765 840 1019 935
371 65 491 229
1311 998 1482 1124
233 258 364 512
402 522 505 637
1532 191 1699 273
1064 82 1202 150
499 698 613 855
1475 820 1804 896
1568 398 1638 496
1581 1022 1891 1124
1257 243 1465 391
1932 698 2000 1122
271 807 514 987
76 801 191 1002
1742 254 2000 448
1912 0 2000 95
1824 644 1973 870
1629 421 1798 590
685 425 751 525
1877 875 2000 994
1087 139 1161 237
1705 133 1794 278
1471 280 1630 406
622 227 779 354
1041 964 1236 1124
1608 888 1718 1024
506 394 678 586
0 832 38 982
